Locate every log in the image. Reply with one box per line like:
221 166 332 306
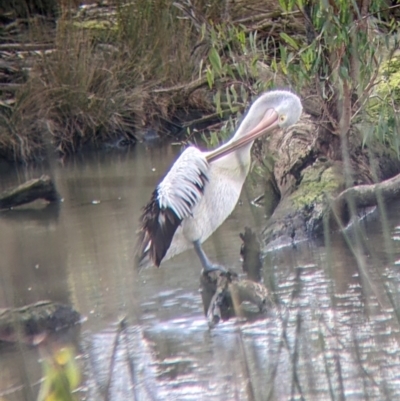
332 172 400 224
0 301 81 345
260 113 400 251
0 175 61 210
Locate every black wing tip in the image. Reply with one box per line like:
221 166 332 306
134 238 166 270
135 191 181 270
136 154 209 269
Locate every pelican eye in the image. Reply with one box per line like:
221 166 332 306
279 114 286 122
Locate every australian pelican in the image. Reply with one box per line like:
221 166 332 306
136 90 302 271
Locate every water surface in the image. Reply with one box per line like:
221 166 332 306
1 144 400 400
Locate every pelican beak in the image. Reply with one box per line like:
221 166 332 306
206 109 279 162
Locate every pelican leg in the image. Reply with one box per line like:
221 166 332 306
193 240 226 273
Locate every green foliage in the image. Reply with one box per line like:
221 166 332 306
196 0 400 179
365 55 400 154
199 22 278 147
37 346 80 401
278 0 400 151
2 0 399 161
201 116 238 148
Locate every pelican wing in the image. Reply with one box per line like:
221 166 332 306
136 147 209 267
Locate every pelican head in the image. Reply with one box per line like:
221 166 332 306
249 90 303 129
207 90 302 162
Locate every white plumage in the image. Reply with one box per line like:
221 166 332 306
164 145 251 260
136 90 303 270
157 147 209 220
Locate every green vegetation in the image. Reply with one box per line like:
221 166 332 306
37 346 80 401
0 0 399 162
277 0 400 153
365 54 400 150
291 162 344 208
203 0 400 152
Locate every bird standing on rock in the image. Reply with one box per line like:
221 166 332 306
136 90 303 272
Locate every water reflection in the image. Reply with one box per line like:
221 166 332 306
1 145 400 400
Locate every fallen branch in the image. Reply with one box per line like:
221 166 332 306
181 111 227 128
151 76 207 95
332 172 400 219
0 175 61 210
0 43 53 51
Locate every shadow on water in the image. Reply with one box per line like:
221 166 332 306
0 202 61 224
1 144 400 400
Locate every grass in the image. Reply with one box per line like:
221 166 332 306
0 0 223 162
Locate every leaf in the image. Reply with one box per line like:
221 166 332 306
280 61 288 75
198 59 204 80
271 57 278 73
200 23 206 41
226 87 233 112
37 347 80 401
210 28 217 45
210 131 219 147
240 85 248 105
225 64 234 79
251 55 259 67
249 31 257 53
235 62 244 79
278 0 288 12
237 30 245 45
230 85 238 103
339 65 350 80
280 44 287 63
209 47 222 75
215 90 222 117
280 45 288 74
385 34 389 50
280 33 299 50
206 67 214 88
